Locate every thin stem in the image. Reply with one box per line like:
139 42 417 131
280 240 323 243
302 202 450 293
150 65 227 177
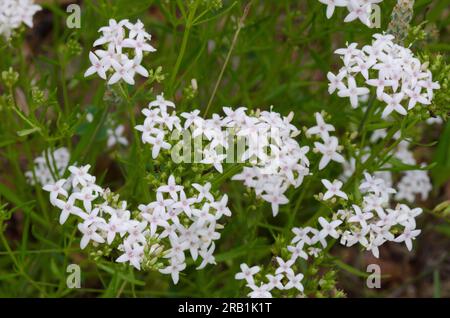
203 1 253 117
290 175 312 228
119 84 150 202
80 99 110 163
0 226 48 295
168 0 200 97
358 94 377 147
58 54 70 113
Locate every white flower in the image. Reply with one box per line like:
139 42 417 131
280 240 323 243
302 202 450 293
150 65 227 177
381 92 406 118
108 59 135 85
145 192 173 215
181 110 201 129
359 172 384 193
394 226 421 251
130 54 149 78
327 71 347 94
192 182 214 202
141 210 169 237
287 242 308 261
318 217 342 241
317 0 383 26
164 238 188 262
314 136 345 170
337 76 370 108
344 0 372 26
107 124 128 148
116 242 144 270
149 94 175 113
261 191 289 217
172 190 197 217
68 165 94 188
318 0 347 19
291 227 313 245
196 243 217 269
43 179 68 205
81 208 105 227
405 86 430 110
344 226 369 247
235 263 260 285
266 274 284 290
85 19 156 85
54 198 85 225
321 179 348 200
348 204 373 227
0 0 41 38
274 257 295 276
419 74 440 97
201 149 227 173
125 19 150 39
157 175 183 200
284 273 304 292
125 221 148 245
248 284 272 298
103 213 127 244
122 34 156 56
78 223 105 249
306 112 335 140
366 77 396 99
334 172 424 258
84 52 107 79
211 194 232 218
191 204 216 228
146 132 172 159
159 260 186 284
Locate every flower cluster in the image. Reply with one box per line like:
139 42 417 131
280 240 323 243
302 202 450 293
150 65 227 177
44 166 231 284
238 171 423 297
135 94 180 158
85 19 156 85
136 95 311 216
228 109 310 217
236 217 342 298
343 129 432 204
25 147 70 186
307 112 345 170
396 169 431 203
338 172 422 257
392 138 432 203
317 0 383 26
0 0 41 39
328 33 440 118
235 260 304 298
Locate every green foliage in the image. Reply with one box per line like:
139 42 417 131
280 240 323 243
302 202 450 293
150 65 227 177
0 0 448 298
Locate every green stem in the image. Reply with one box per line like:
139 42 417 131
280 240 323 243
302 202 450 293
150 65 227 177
168 0 200 97
119 84 150 202
0 225 48 296
289 175 312 228
203 1 253 117
80 100 110 163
